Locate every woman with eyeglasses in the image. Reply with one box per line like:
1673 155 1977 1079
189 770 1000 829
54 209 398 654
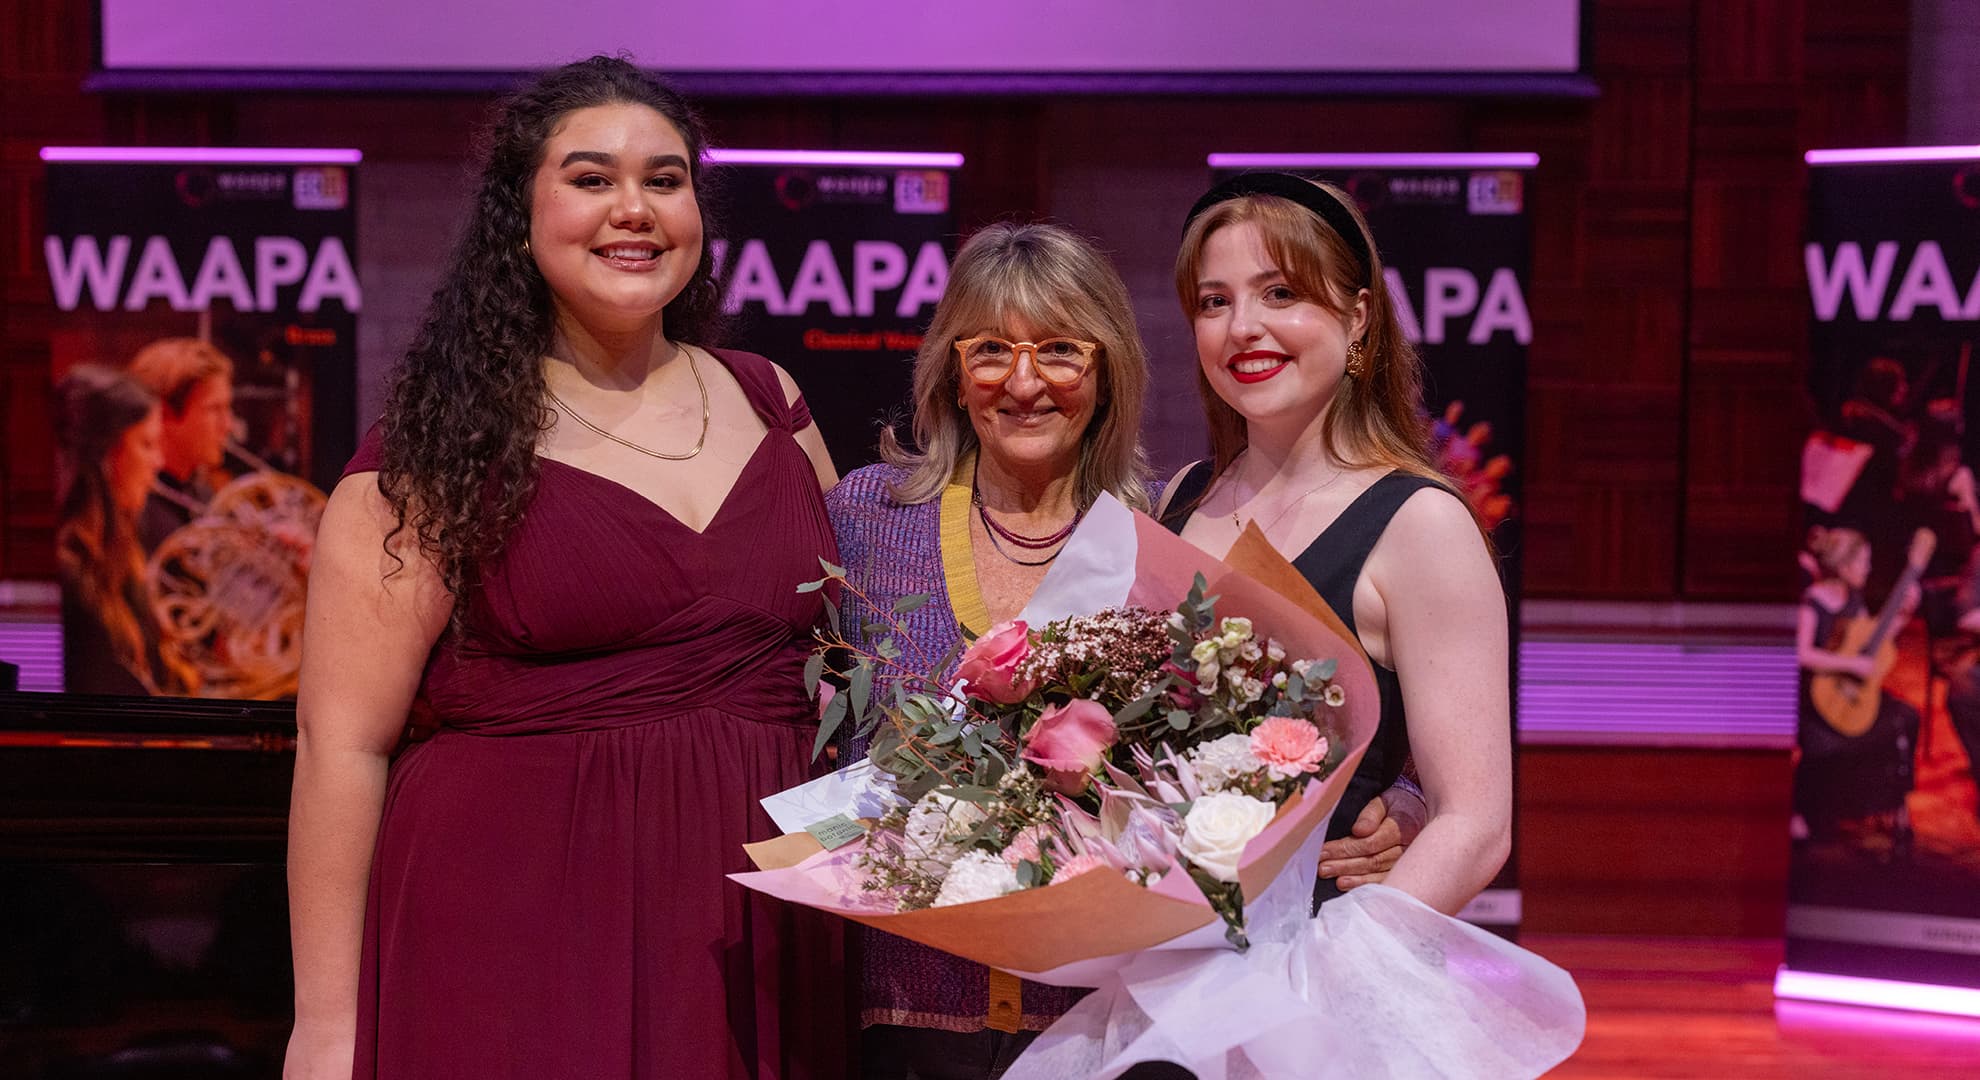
828 222 1188 1079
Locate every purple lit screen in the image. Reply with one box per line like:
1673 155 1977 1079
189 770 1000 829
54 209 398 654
100 1 1581 75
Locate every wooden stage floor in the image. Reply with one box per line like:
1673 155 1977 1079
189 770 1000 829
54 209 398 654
1529 936 1980 1077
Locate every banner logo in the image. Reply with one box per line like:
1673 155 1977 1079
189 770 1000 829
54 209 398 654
894 170 950 215
1468 171 1524 215
294 167 349 210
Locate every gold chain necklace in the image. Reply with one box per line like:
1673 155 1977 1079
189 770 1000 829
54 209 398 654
544 346 709 461
1228 464 1347 536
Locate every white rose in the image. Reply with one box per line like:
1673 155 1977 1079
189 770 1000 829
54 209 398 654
1190 638 1222 666
1179 792 1278 883
1196 658 1221 689
1220 617 1253 641
932 850 1022 907
1187 732 1264 791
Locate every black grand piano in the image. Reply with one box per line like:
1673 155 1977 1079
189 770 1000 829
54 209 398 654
1 691 297 1078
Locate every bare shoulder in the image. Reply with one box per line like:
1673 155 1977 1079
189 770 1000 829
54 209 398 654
322 470 393 536
1390 483 1483 547
1373 482 1499 590
316 472 439 588
770 359 804 406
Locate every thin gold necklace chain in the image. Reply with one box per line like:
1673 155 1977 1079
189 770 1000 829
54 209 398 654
1228 463 1348 536
544 346 710 462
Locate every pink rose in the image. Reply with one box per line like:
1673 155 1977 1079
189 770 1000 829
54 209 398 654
956 619 1038 704
1023 698 1118 794
1249 717 1329 780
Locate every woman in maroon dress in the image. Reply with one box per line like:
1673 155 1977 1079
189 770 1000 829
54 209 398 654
284 57 843 1079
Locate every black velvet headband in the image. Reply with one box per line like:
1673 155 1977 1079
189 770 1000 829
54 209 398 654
1182 172 1373 286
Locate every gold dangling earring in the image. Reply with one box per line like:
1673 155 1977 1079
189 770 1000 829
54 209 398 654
1345 340 1367 379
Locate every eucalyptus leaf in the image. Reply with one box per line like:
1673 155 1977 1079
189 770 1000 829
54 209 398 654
1114 690 1160 726
893 593 931 615
813 689 850 761
935 784 999 806
850 663 873 723
819 556 848 578
802 652 827 698
1166 709 1192 731
795 579 825 594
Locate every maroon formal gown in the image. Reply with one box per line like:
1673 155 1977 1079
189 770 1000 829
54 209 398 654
343 349 845 1079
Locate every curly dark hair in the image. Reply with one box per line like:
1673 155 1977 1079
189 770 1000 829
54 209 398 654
376 55 722 610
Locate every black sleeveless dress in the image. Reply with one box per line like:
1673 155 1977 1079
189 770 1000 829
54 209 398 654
1162 463 1442 909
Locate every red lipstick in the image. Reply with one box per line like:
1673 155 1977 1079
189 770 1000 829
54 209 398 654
1226 351 1291 384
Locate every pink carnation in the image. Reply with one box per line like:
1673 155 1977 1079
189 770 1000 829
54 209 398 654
956 620 1038 704
1052 851 1112 881
1002 825 1053 867
1249 717 1329 780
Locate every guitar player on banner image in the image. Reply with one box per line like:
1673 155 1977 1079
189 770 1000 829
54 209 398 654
1795 527 1928 858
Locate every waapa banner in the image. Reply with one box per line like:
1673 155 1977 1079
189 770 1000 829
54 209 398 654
707 149 957 470
1209 153 1534 936
1783 148 1980 1009
40 147 359 701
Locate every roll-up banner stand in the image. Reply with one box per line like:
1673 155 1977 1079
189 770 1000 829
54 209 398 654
1781 146 1980 1019
40 147 360 700
707 150 959 471
1207 153 1536 937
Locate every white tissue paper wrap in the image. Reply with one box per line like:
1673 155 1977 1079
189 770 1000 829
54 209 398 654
1002 809 1585 1080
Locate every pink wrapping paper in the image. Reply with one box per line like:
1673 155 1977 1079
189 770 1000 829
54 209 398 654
732 504 1379 976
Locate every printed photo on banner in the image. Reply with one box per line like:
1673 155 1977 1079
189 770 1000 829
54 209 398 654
42 154 360 700
1794 155 1980 993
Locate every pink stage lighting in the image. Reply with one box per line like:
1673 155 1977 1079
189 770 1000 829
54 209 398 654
1805 145 1980 165
1207 152 1540 170
704 149 963 168
1775 967 1980 1019
40 146 362 164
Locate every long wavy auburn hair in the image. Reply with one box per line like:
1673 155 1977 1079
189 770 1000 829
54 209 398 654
375 55 723 609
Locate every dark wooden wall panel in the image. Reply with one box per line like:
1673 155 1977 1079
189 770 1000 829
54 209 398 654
1520 745 1793 936
0 1 1915 604
1682 0 1907 597
1 0 103 578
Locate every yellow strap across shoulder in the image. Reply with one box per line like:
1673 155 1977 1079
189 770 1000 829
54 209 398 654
940 451 991 637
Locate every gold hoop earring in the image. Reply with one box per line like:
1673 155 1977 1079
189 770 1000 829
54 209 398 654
1345 340 1367 379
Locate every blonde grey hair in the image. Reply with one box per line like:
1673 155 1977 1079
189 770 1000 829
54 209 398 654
880 221 1150 511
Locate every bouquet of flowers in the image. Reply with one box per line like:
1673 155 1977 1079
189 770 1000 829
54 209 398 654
832 574 1354 949
736 496 1584 1078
